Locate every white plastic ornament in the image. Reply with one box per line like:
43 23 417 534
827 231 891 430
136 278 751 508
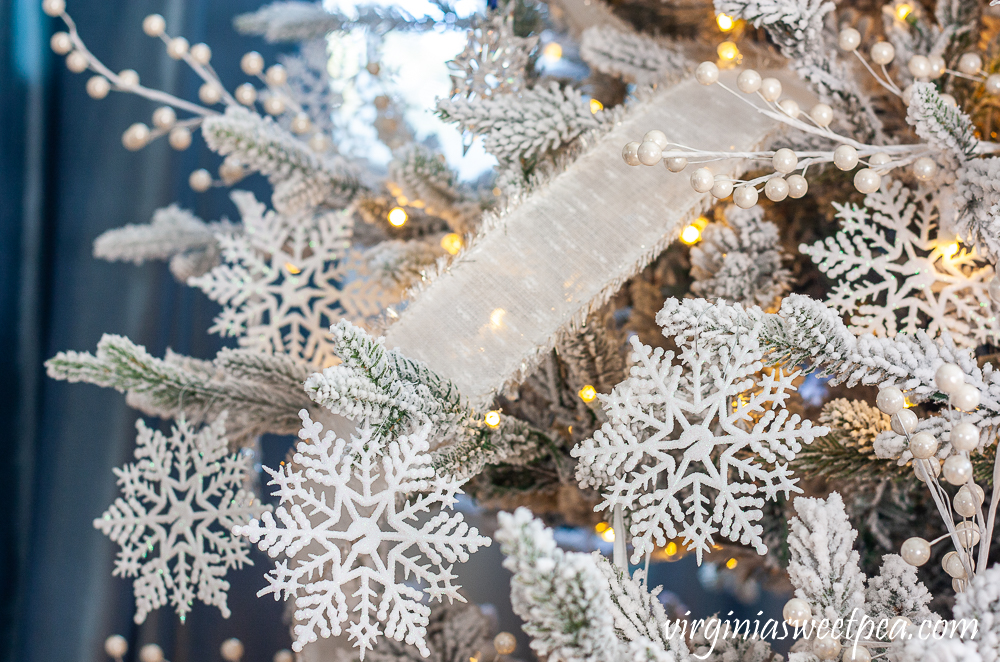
690 168 714 193
142 14 166 37
951 384 981 411
764 177 789 202
66 51 89 73
810 103 833 127
958 53 983 76
782 597 811 626
241 51 265 76
787 174 808 198
908 55 932 79
854 168 881 194
50 32 72 55
139 644 164 662
778 99 800 119
42 0 65 16
737 69 761 93
189 169 212 192
876 387 905 415
220 638 244 662
265 64 288 86
760 78 782 101
86 76 110 99
118 69 139 87
643 130 669 149
943 454 973 486
951 423 979 452
168 127 192 150
622 141 641 166
772 148 798 174
235 83 257 106
833 145 859 170
956 521 981 548
711 179 734 199
987 74 1000 95
838 28 861 51
104 635 128 659
637 141 662 166
733 185 758 209
166 37 189 60
198 83 222 105
935 363 965 393
891 409 917 435
901 537 931 566
122 123 149 151
190 43 212 65
812 635 841 660
913 157 938 181
152 106 176 129
870 42 896 65
695 62 719 85
909 432 937 459
665 156 687 172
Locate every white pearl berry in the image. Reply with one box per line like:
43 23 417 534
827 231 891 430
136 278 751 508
876 387 905 415
854 168 881 194
914 457 941 481
122 123 150 151
86 75 111 99
782 597 811 626
958 52 983 76
786 174 808 198
812 635 841 660
955 489 978 518
956 521 981 548
833 145 859 171
887 616 912 640
908 55 933 79
104 635 128 659
764 177 789 202
189 169 213 192
235 83 257 106
168 127 192 150
622 141 641 166
66 51 89 73
665 156 687 172
166 37 189 60
220 638 244 662
987 74 1000 95
291 113 312 135
870 41 896 65
152 106 176 129
139 644 165 662
843 645 871 662
929 55 946 78
838 28 861 52
266 64 288 86
943 551 968 579
760 78 782 102
190 43 212 65
935 363 965 394
118 69 140 87
42 0 65 16
273 651 294 662
695 61 720 85
50 32 73 55
778 98 800 119
891 408 917 435
142 14 166 37
772 148 798 174
901 537 931 566
951 422 979 452
951 383 981 412
733 185 759 209
643 130 669 149
737 69 762 94
711 178 734 199
263 95 286 116
691 168 714 193
909 432 938 459
810 103 833 127
943 454 974 486
241 51 265 76
219 157 245 184
308 133 330 152
637 141 662 166
198 83 223 105
913 156 938 181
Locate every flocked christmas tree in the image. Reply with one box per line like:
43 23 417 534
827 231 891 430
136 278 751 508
38 0 1000 658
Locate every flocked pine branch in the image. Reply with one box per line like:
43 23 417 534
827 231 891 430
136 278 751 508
365 603 499 662
201 107 370 213
906 82 978 162
953 156 1000 263
45 335 312 441
578 25 690 87
437 82 605 170
387 144 484 233
304 320 545 479
864 554 934 625
363 240 444 289
93 205 237 281
556 315 627 396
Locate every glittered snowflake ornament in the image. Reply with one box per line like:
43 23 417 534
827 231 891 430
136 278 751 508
801 180 1000 348
94 413 267 624
572 317 828 563
236 412 490 657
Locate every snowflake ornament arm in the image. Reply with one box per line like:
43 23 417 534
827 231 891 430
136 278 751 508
94 413 268 624
235 411 489 657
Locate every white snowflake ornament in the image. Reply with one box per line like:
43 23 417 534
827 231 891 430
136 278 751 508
94 413 267 624
801 180 1000 348
572 317 828 564
190 191 400 367
236 411 490 657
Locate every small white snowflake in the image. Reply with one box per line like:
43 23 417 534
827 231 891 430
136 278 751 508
190 191 400 367
94 413 267 624
801 180 1000 348
572 319 827 564
235 411 490 657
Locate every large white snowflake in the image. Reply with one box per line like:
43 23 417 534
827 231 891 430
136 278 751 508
801 180 1000 348
571 320 828 564
235 411 490 657
189 191 400 367
94 413 267 624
